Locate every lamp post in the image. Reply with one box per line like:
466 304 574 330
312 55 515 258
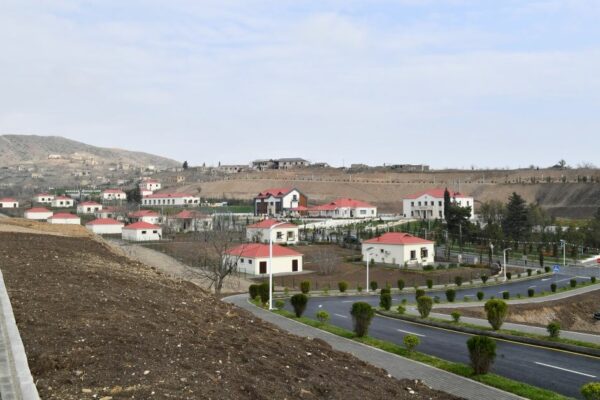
269 221 288 310
560 239 566 268
503 248 511 282
365 246 375 293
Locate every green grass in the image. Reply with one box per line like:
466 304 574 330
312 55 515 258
273 309 568 400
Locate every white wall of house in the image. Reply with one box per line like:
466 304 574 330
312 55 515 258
48 217 81 225
122 227 162 241
0 201 18 208
86 223 124 235
24 210 53 220
51 198 74 208
281 190 302 209
168 218 212 233
403 195 474 220
142 195 200 207
246 227 299 244
362 243 434 266
33 195 54 203
229 255 303 275
142 181 162 191
102 192 127 201
77 204 103 214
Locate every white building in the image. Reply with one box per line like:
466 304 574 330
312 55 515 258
128 210 161 224
246 219 299 244
253 187 307 216
168 210 212 233
32 193 54 204
140 179 162 192
308 198 377 219
142 193 200 207
102 189 127 201
24 207 53 220
86 218 124 235
225 243 303 275
51 196 74 208
122 222 162 241
77 201 103 215
0 198 18 209
403 188 475 220
47 212 81 225
362 232 435 267
94 206 120 220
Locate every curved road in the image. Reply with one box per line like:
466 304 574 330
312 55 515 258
286 273 600 399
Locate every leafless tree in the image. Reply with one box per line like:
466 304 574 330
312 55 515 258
313 247 339 275
194 230 245 295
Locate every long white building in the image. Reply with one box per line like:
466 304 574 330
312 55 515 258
307 198 377 219
142 193 200 207
362 232 435 267
403 188 474 220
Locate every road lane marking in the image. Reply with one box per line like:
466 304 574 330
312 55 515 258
342 300 354 303
534 362 597 378
541 278 551 281
334 313 349 319
397 329 425 337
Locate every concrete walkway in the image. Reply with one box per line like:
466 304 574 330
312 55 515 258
224 294 523 400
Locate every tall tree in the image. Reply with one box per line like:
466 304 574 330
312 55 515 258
126 185 142 204
443 188 451 224
183 160 189 170
502 193 530 241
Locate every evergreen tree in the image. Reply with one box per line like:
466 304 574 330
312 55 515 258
443 188 451 224
502 192 530 241
127 185 142 204
183 160 189 169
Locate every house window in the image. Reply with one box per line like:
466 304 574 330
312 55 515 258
249 259 252 264
410 250 416 260
467 201 470 206
259 261 267 274
292 259 298 272
287 231 295 241
430 201 434 206
411 211 414 216
411 202 414 206
153 230 158 234
421 248 428 259
418 201 421 206
292 194 298 201
438 201 442 206
380 249 384 253
360 209 366 214
141 230 147 234
276 231 283 239
240 258 244 263
439 211 442 217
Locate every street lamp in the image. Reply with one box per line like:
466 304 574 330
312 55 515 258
269 221 289 310
560 240 566 268
503 248 511 282
364 246 376 293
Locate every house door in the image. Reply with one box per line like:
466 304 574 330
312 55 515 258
292 259 298 272
259 261 267 274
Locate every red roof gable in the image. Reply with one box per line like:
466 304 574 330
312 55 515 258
226 243 302 258
86 218 124 226
0 198 17 202
173 210 209 219
49 213 79 219
255 187 295 199
54 195 72 200
364 232 433 245
247 219 297 229
405 188 468 200
26 207 51 213
309 198 375 211
123 221 160 230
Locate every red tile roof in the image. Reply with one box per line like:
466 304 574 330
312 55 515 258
143 192 196 199
404 188 468 200
123 221 160 230
103 189 125 194
49 213 79 219
226 243 302 258
290 205 309 211
26 207 51 213
0 198 17 202
54 195 72 200
86 218 124 226
79 201 101 206
129 210 160 217
247 219 297 229
309 198 375 211
255 187 294 199
173 210 209 219
364 232 433 245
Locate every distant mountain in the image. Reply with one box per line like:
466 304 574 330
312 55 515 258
0 134 180 167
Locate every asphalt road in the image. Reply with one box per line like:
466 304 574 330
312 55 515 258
286 274 600 399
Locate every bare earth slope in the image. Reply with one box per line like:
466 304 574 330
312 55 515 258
0 232 458 400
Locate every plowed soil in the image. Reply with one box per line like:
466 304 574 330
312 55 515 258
0 232 459 399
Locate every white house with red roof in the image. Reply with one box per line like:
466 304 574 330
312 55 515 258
32 193 54 204
362 232 434 267
0 198 19 209
128 210 161 224
102 189 127 201
254 187 307 216
86 218 124 235
246 219 299 244
140 179 162 192
77 201 103 215
403 188 474 220
168 210 212 233
48 212 81 225
307 198 377 219
94 206 120 220
24 207 53 220
122 221 162 241
225 243 303 275
51 195 74 208
141 193 200 207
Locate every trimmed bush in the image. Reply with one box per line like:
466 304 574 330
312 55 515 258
527 268 532 276
290 294 308 317
506 272 512 280
485 299 508 330
527 288 535 297
467 335 497 375
547 321 561 338
549 283 557 292
403 334 420 352
248 284 259 300
544 266 551 273
380 287 391 295
445 289 456 302
476 291 484 301
415 289 426 299
433 295 440 304
417 296 433 318
502 291 510 300
258 282 270 304
592 276 597 284
451 311 461 323
351 302 375 337
581 382 600 400
397 279 405 291
338 281 348 293
537 270 542 275
357 285 363 293
570 279 577 288
396 305 406 314
379 292 392 311
426 279 433 289
370 281 378 291
316 310 330 324
274 300 285 310
454 276 463 286
300 281 310 294
481 275 488 284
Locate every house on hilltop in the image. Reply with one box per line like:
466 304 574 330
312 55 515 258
254 188 307 216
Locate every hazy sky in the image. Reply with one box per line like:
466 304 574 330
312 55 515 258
1 1 599 168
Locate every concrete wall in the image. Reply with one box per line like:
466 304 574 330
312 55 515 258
24 211 53 220
362 243 434 266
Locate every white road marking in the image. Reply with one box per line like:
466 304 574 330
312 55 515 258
397 329 426 337
528 285 536 288
341 300 354 303
534 362 597 378
334 313 349 319
541 278 551 281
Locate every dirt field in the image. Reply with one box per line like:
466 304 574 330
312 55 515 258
437 290 600 334
0 231 459 400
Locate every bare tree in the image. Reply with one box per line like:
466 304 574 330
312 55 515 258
313 247 339 275
195 230 245 295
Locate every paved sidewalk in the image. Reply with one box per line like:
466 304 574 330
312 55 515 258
224 294 523 400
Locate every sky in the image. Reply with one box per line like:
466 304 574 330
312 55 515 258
0 0 599 169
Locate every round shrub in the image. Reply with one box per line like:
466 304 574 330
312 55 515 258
397 279 405 291
274 300 285 310
476 291 484 301
451 311 461 323
351 302 375 337
502 291 510 300
248 284 259 300
379 292 392 311
551 283 557 292
445 289 456 302
316 310 330 324
300 281 310 294
338 281 348 293
527 288 535 297
258 282 270 304
527 268 532 276
426 279 433 289
357 285 363 293
547 321 561 338
380 287 391 295
290 294 308 317
570 279 577 288
403 334 420 352
417 296 433 318
396 305 406 314
433 295 440 304
581 382 600 400
370 281 378 291
454 276 463 286
544 266 551 273
467 335 497 375
506 272 512 280
415 289 426 299
485 299 508 330
591 276 597 284
481 274 488 284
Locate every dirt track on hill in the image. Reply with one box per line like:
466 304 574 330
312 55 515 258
0 232 459 400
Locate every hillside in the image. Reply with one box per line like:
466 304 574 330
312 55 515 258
0 134 179 167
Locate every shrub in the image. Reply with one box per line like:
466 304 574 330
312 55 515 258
481 275 488 284
506 272 512 280
433 295 440 304
403 334 420 352
248 284 259 300
570 279 577 288
338 281 348 293
476 291 484 301
316 310 330 324
467 336 497 375
517 273 521 279
544 266 551 273
464 295 471 302
551 283 557 292
300 281 310 294
426 279 433 289
258 282 270 304
380 287 391 295
527 268 532 276
454 276 463 286
415 289 425 299
537 270 542 275
370 281 378 291
379 292 392 311
423 265 434 271
445 289 456 302
274 300 285 310
592 276 597 284
284 287 289 296
451 311 461 323
581 382 600 400
396 305 406 314
527 288 535 297
351 302 375 337
290 294 308 317
502 291 510 300
547 321 561 338
485 299 508 330
401 298 408 305
397 279 405 291
357 285 363 293
417 296 433 318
